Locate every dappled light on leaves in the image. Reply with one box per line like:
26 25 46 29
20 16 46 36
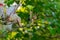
0 0 60 40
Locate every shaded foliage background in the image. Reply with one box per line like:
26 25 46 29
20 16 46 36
0 0 60 40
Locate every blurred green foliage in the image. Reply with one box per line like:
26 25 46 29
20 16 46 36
1 0 60 40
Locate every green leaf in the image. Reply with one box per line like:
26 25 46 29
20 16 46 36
48 27 56 35
26 5 34 10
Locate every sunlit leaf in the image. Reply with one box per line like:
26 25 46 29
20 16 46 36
11 32 18 39
26 5 34 10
